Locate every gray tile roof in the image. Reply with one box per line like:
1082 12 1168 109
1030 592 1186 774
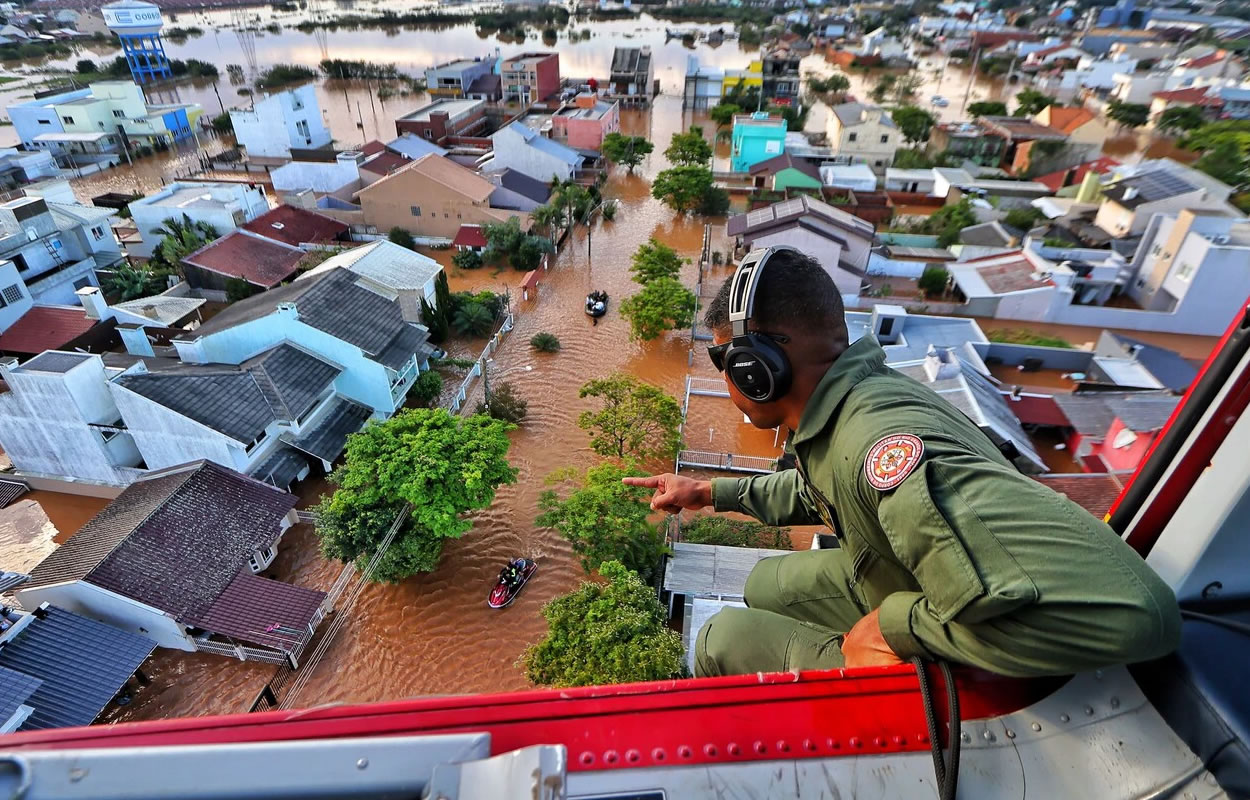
498 168 552 204
0 664 40 724
0 606 155 730
188 570 325 654
1053 391 1179 435
24 462 297 621
187 269 427 371
959 220 1018 247
1108 393 1180 432
285 397 372 462
17 351 91 373
663 542 790 598
250 446 309 489
117 343 341 443
830 101 895 129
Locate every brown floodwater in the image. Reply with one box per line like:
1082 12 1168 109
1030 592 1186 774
0 491 108 574
0 11 1212 725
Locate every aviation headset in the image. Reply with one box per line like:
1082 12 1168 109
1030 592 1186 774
722 245 795 404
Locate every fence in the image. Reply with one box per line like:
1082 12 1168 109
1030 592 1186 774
676 450 777 474
194 638 290 666
447 313 515 414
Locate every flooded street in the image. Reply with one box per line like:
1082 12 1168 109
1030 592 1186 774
0 7 1215 723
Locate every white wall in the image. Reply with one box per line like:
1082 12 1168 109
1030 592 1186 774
16 581 190 650
109 383 248 473
231 86 331 160
751 227 859 298
490 126 576 182
0 259 32 331
129 184 269 259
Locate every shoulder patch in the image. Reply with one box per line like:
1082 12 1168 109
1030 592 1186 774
864 433 925 491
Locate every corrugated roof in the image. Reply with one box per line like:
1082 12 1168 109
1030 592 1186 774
116 343 341 443
500 122 582 166
663 542 790 598
188 269 427 371
188 570 325 653
24 462 297 621
182 230 307 289
0 606 154 731
385 133 449 161
0 306 98 356
300 240 443 292
284 397 372 462
112 295 205 326
241 205 349 248
1102 169 1198 209
1053 391 1178 436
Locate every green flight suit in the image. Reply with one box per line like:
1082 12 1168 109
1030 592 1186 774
696 336 1181 678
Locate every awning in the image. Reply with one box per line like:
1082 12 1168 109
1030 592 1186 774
189 571 326 654
284 397 372 463
250 446 308 490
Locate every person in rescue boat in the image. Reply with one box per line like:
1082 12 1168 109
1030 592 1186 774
624 248 1181 678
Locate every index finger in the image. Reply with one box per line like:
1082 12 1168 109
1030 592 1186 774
622 476 662 488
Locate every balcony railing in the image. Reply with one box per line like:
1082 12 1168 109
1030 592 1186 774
25 257 96 294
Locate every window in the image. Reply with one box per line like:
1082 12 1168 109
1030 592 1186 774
61 115 73 124
72 277 91 290
1176 263 1195 281
410 206 421 217
880 135 889 144
295 119 310 137
91 225 104 239
848 132 857 142
36 118 50 125
422 130 433 139
457 213 462 219
1151 244 1161 256
112 109 124 119
2 285 21 304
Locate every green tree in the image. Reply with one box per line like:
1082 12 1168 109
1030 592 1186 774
529 203 563 243
225 278 256 302
892 74 922 103
476 380 528 423
421 271 452 344
1156 105 1206 133
680 515 793 549
388 226 416 250
917 266 950 298
521 560 686 687
1106 100 1149 129
577 372 683 461
923 197 977 247
209 112 233 133
150 214 218 268
629 238 686 284
620 277 696 342
104 262 161 301
314 409 518 582
1013 88 1056 117
869 73 896 104
807 72 850 102
651 166 715 214
512 235 551 271
482 216 525 264
1194 139 1248 189
600 132 654 173
530 331 561 352
967 100 1008 117
709 102 742 129
451 248 483 270
452 301 494 336
1004 206 1044 231
75 58 97 74
536 463 668 580
698 185 731 216
892 148 934 169
408 369 443 407
665 126 712 166
891 105 936 144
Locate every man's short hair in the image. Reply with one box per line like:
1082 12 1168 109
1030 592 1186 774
704 248 847 340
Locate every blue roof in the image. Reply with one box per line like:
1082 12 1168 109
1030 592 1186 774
1218 87 1250 102
506 122 581 165
385 133 449 160
0 606 155 730
0 665 41 724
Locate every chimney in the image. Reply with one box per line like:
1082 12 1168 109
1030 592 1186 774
75 285 110 321
1122 186 1139 201
337 151 365 165
923 346 962 382
575 92 596 108
870 303 907 344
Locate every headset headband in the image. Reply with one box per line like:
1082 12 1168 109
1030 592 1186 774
728 246 797 338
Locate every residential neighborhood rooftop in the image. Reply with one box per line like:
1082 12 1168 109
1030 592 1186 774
1052 392 1180 435
398 97 484 123
0 306 99 356
241 205 349 248
1102 169 1199 209
300 240 442 291
181 229 307 289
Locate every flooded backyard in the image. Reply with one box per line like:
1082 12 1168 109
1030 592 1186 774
0 6 1221 723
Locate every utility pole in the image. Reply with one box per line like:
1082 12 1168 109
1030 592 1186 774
961 45 981 114
211 79 225 114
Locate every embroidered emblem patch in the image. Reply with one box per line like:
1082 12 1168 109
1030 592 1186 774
864 433 924 491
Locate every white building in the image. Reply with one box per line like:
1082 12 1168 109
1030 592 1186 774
1094 161 1235 237
826 102 898 170
298 240 442 324
127 181 269 259
229 85 331 161
484 121 582 183
819 163 877 191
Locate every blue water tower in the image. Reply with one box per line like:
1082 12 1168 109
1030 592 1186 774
102 0 171 84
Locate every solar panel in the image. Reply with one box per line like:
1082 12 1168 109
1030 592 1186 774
745 208 775 228
1137 170 1195 201
774 198 806 219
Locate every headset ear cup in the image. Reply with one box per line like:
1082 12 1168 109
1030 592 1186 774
725 335 792 403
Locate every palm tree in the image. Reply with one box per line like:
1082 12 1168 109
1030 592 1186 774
530 203 563 246
105 262 159 301
452 302 494 337
151 214 219 269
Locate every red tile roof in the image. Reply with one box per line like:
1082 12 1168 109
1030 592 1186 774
359 151 411 176
182 230 307 289
0 306 98 355
519 269 540 291
360 140 387 155
1033 474 1122 518
1035 156 1121 192
1044 106 1096 134
1003 393 1069 426
1182 50 1228 69
241 205 349 247
189 569 326 653
1150 86 1223 107
452 224 487 248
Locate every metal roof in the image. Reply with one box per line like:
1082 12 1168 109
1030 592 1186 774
284 397 372 463
663 542 789 598
112 295 205 326
0 664 40 724
300 240 443 292
0 606 154 730
1102 170 1197 209
16 351 90 373
23 462 297 621
1052 391 1178 435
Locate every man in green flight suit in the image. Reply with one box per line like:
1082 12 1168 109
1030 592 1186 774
625 247 1181 678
